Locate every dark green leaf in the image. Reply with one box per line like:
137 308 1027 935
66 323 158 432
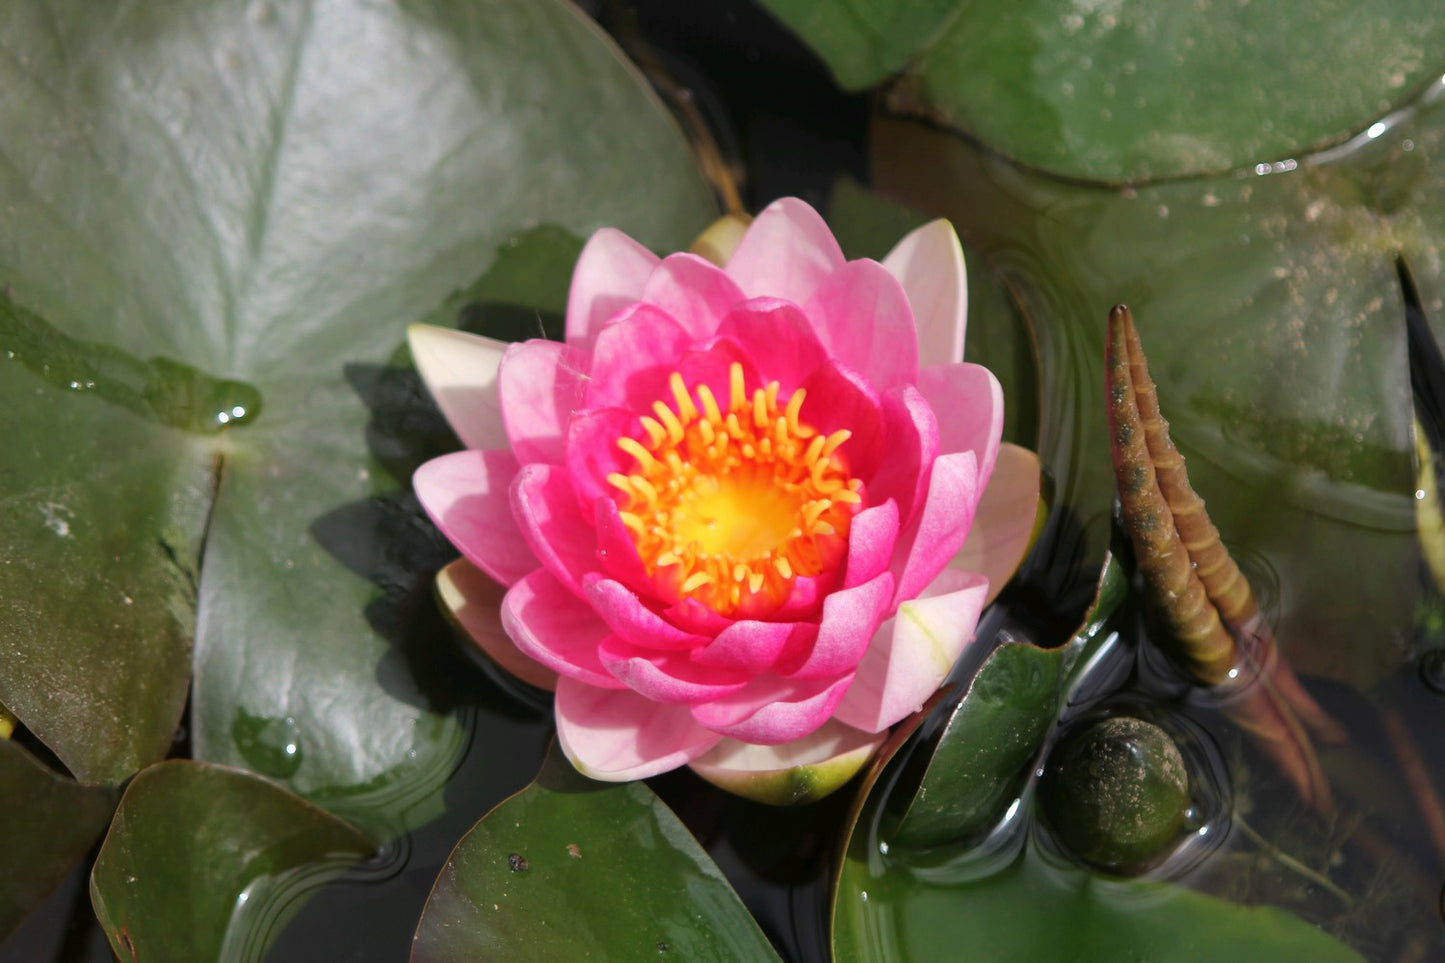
89 760 372 963
0 0 714 822
833 836 1365 962
872 80 1432 687
761 0 1445 181
411 746 782 963
0 739 116 938
893 554 1124 847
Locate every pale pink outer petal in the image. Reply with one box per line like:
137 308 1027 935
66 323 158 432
639 253 746 340
803 259 920 391
832 569 990 733
691 674 855 745
510 464 599 593
414 450 536 586
687 720 886 805
435 558 557 692
783 572 895 680
724 197 846 304
951 443 1042 606
890 450 980 606
882 219 967 366
501 570 623 689
555 678 725 781
406 325 509 451
497 340 586 466
565 228 660 353
916 362 1004 483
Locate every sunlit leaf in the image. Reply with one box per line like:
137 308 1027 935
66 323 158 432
411 746 782 962
0 0 714 830
89 761 372 963
760 0 1445 181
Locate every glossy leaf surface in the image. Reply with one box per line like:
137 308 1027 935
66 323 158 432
0 0 713 828
872 83 1442 689
411 747 782 962
833 840 1364 962
760 0 1445 181
90 760 372 963
892 556 1124 847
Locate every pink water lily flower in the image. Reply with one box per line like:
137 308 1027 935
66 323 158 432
411 198 1038 801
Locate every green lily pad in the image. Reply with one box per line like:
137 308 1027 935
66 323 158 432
871 80 1435 689
0 738 117 938
892 553 1124 848
0 0 713 827
833 836 1365 962
90 760 372 963
411 746 782 962
759 0 1445 182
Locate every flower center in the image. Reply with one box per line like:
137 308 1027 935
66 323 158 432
608 362 862 615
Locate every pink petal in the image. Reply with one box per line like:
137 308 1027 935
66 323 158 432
725 197 846 305
770 571 836 620
566 407 637 503
435 558 558 691
501 570 624 689
841 501 900 589
597 637 750 704
582 304 691 412
797 360 884 481
511 464 598 593
672 337 762 416
803 259 919 391
414 449 535 586
687 720 886 804
565 228 659 354
583 575 706 651
917 362 1004 482
592 499 660 598
882 219 967 366
692 619 818 675
832 569 989 733
715 298 828 391
555 678 724 780
497 340 587 466
406 325 509 451
952 443 1042 606
782 571 896 680
658 596 733 637
692 674 855 745
890 451 980 606
865 386 939 522
639 253 746 340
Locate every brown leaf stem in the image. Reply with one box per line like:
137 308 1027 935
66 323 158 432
1106 304 1339 809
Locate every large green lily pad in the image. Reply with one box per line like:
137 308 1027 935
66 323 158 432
871 82 1439 689
833 836 1364 962
0 0 713 834
759 0 1445 182
90 760 372 963
411 746 783 962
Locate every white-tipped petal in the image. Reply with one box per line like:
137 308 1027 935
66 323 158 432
407 324 509 450
882 219 967 366
436 558 557 691
951 443 1043 606
687 721 886 805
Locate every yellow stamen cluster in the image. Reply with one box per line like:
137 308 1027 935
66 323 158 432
608 362 862 615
